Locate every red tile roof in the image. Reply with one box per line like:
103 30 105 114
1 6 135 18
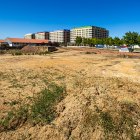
6 38 48 44
0 40 5 43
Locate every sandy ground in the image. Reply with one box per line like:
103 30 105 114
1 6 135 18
0 48 140 140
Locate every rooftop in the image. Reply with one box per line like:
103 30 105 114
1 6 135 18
36 31 49 33
6 38 48 44
0 40 5 43
25 33 34 35
50 29 70 33
72 26 106 30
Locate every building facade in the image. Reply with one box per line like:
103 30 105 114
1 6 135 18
35 32 49 40
70 26 109 43
49 30 70 44
24 33 35 39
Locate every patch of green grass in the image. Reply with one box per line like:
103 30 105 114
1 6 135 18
81 98 140 140
0 83 67 132
98 101 140 140
0 105 28 131
82 108 99 128
99 111 115 134
30 83 66 125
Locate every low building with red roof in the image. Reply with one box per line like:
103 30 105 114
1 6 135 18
0 40 5 43
5 38 49 47
0 39 7 47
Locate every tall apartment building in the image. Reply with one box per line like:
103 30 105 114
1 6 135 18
24 33 35 39
49 30 70 44
35 32 49 40
70 26 109 43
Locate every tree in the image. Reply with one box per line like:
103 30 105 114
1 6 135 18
102 38 108 45
91 38 97 46
123 32 139 46
113 37 123 46
82 38 88 46
138 35 140 46
96 38 103 45
75 36 82 45
103 37 114 46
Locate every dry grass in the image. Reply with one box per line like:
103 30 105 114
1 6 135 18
0 48 140 140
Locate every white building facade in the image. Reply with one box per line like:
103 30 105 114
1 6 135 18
49 30 70 44
35 32 49 40
70 26 109 43
24 33 35 39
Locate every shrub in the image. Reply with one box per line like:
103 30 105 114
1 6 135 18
85 51 97 54
15 51 23 55
0 50 6 55
12 51 23 56
39 51 51 55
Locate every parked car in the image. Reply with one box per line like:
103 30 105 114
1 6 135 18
95 44 105 48
119 46 129 52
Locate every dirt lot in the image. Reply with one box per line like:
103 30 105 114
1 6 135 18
0 48 140 140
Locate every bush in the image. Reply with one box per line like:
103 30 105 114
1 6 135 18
12 51 23 56
0 50 6 55
85 51 97 54
39 51 51 55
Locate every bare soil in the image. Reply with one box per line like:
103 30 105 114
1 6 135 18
0 47 140 140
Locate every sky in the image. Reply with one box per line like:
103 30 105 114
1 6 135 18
0 0 140 39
